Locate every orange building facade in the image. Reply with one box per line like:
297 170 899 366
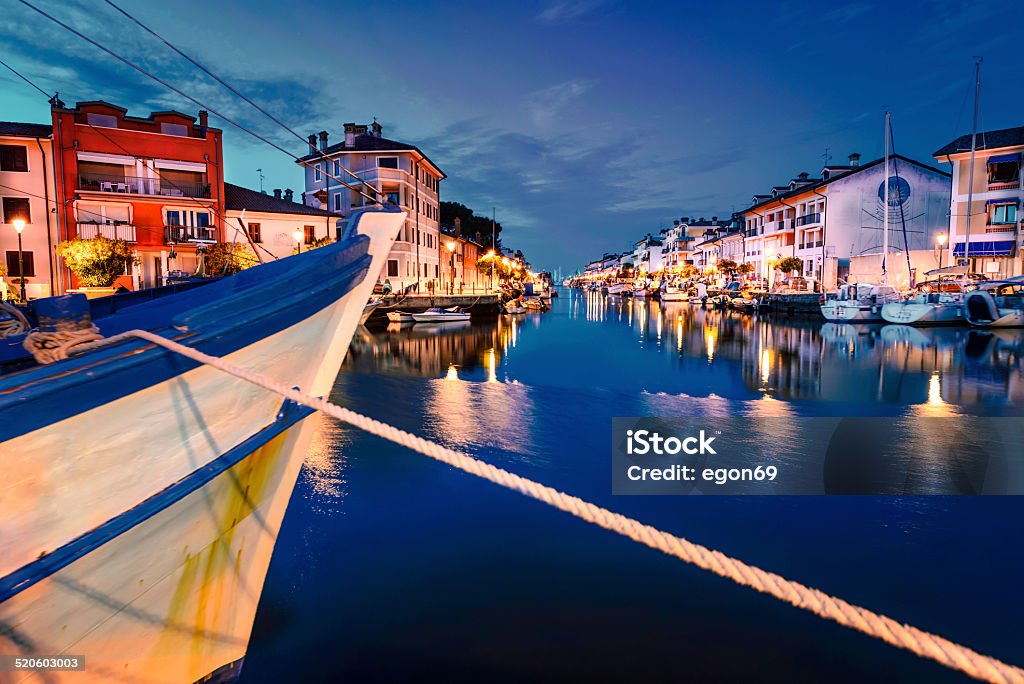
52 101 225 290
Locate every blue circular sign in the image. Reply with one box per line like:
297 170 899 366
878 177 911 206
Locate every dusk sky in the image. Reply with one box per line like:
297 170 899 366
3 0 1023 271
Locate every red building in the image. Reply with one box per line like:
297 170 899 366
52 101 225 290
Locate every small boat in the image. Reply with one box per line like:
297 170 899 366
387 310 416 323
607 283 630 296
523 297 548 311
361 296 383 325
821 283 900 323
881 291 966 326
504 301 527 314
410 306 471 323
730 296 757 311
963 279 1024 328
660 289 689 302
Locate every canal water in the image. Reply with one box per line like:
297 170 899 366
241 289 1024 682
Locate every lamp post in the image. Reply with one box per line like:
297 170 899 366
12 219 26 302
936 232 947 271
486 249 495 291
292 227 304 254
446 241 456 295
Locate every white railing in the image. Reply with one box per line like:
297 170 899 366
76 222 137 242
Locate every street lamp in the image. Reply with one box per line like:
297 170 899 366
935 232 947 270
485 249 496 291
292 227 304 254
12 219 26 302
446 241 456 295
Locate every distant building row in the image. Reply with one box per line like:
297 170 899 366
0 101 460 299
584 126 1024 288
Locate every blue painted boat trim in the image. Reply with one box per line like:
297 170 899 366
0 400 316 604
0 234 370 441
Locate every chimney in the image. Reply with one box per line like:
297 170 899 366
307 134 317 154
284 188 293 202
673 219 680 226
344 123 356 148
371 121 382 138
682 217 690 223
198 110 208 128
454 217 462 237
711 216 718 222
798 172 809 180
849 152 861 167
273 189 282 199
318 130 329 151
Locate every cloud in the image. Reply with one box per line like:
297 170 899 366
536 0 606 24
527 79 596 130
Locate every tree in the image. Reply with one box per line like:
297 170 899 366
58 237 132 287
718 259 739 274
204 242 260 275
441 201 503 249
292 236 333 255
680 264 698 278
776 256 803 274
738 262 755 275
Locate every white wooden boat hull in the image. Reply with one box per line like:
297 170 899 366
386 311 415 323
880 301 965 326
0 209 404 682
410 313 471 323
821 302 884 322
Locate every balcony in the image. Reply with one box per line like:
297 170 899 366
795 212 821 227
76 222 136 242
79 174 211 199
988 180 1020 191
164 225 216 243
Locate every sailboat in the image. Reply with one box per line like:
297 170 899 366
0 206 405 682
883 64 982 327
824 112 902 322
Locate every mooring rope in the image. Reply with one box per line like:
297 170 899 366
39 328 1024 683
0 301 30 338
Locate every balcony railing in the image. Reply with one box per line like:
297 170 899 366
795 212 821 227
164 225 216 243
76 222 137 242
79 174 211 199
987 180 1020 191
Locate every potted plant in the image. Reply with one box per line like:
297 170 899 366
58 236 132 298
776 256 803 275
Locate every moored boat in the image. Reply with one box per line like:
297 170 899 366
387 310 416 323
821 283 900 322
881 291 966 326
361 296 383 325
963 279 1024 328
410 306 471 323
0 207 406 682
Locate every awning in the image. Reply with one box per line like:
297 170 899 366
986 153 1021 165
154 159 206 172
77 151 135 166
985 198 1019 207
953 241 1015 257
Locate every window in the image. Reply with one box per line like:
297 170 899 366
249 223 262 243
195 213 211 228
991 203 1017 225
385 191 399 205
86 113 117 128
387 259 399 277
988 159 1020 184
2 197 30 223
333 160 341 177
166 210 181 226
160 123 188 136
304 225 315 244
378 156 398 169
333 193 342 211
0 145 28 172
314 164 322 182
5 250 35 277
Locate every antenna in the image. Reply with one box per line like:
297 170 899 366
257 168 265 194
822 147 831 166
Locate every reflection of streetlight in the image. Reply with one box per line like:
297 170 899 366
12 219 26 302
292 227 304 254
446 241 456 294
935 232 947 270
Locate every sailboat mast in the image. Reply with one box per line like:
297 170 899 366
883 110 889 284
964 58 982 272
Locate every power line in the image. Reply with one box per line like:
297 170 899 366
0 57 52 99
16 0 380 205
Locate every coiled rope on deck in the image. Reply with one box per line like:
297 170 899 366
0 301 30 338
52 329 1024 683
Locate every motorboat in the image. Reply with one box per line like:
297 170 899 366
607 282 630 295
963 279 1024 328
523 297 548 311
880 266 971 326
820 283 900 322
361 297 383 325
504 301 527 314
730 296 757 311
661 288 689 302
410 306 471 323
387 310 416 323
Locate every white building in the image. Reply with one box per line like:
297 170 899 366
741 154 951 289
933 126 1023 278
299 122 445 293
224 183 338 261
0 122 55 300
